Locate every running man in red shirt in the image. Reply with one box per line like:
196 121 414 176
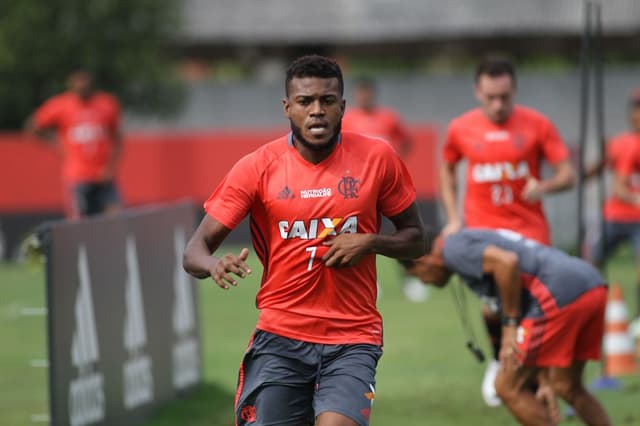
183 55 425 426
342 76 427 302
440 57 576 406
586 89 640 330
26 68 123 219
399 229 611 426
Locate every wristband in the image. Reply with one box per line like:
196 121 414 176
501 316 519 327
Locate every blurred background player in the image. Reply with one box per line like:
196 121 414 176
401 228 611 426
25 68 123 219
439 56 576 406
343 76 427 302
585 89 640 334
183 55 425 426
343 77 412 158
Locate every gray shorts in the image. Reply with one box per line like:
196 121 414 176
235 329 383 426
589 220 640 264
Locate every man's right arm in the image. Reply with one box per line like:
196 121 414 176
24 115 56 144
440 162 461 235
584 137 613 180
612 170 640 205
24 97 61 145
583 159 605 180
611 148 640 205
183 215 252 289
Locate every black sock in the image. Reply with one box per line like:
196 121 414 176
484 315 502 361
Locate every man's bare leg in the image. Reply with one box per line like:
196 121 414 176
495 366 557 426
549 361 611 426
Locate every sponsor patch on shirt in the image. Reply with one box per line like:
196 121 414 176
300 188 332 199
484 131 510 142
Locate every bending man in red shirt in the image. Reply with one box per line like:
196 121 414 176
440 57 576 406
183 55 425 426
26 68 123 219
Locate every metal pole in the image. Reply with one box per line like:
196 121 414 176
576 0 592 256
593 1 608 280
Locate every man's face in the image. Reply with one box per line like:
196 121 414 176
406 236 452 287
68 71 94 98
475 74 515 124
354 85 376 111
630 105 640 132
284 77 345 151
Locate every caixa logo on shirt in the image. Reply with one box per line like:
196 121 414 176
471 160 530 183
68 123 107 143
278 216 358 240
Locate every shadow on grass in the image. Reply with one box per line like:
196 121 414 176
145 381 236 426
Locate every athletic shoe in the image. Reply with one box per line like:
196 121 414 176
403 276 430 303
481 359 502 407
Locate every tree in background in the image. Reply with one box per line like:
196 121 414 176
0 0 184 129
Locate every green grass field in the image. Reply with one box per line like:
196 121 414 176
1 247 639 425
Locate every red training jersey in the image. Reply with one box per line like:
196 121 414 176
606 132 640 222
33 91 121 184
204 132 416 345
443 105 570 245
342 107 411 154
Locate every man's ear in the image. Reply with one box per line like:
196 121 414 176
283 98 290 119
473 83 481 103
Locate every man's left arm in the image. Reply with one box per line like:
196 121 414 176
522 118 576 202
322 202 425 267
372 202 425 258
104 128 123 181
523 159 576 202
104 98 123 181
482 245 523 370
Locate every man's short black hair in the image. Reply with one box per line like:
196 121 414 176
285 55 344 97
397 228 439 270
474 56 516 86
67 65 93 77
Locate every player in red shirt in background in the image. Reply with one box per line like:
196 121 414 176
183 55 424 426
585 89 640 334
440 57 576 407
343 77 412 158
26 68 123 219
343 77 428 302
